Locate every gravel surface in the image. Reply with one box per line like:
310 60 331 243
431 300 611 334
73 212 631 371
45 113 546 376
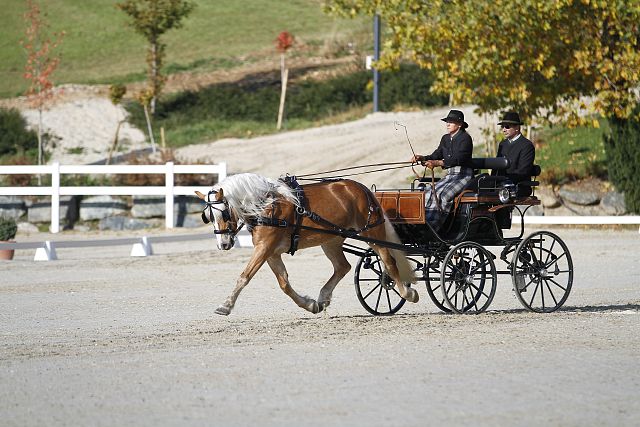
1 227 639 426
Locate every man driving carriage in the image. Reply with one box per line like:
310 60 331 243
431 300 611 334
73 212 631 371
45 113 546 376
410 109 474 231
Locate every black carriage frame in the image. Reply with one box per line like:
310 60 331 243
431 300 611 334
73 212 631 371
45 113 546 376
344 158 574 315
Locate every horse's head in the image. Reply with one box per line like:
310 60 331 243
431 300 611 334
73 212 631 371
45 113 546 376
196 189 239 251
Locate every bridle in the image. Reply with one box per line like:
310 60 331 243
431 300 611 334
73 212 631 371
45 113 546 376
201 190 244 240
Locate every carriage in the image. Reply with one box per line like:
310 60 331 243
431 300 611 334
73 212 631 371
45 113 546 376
343 158 574 315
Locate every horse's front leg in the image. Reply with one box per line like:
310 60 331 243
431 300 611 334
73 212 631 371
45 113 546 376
267 255 320 314
215 244 270 316
317 239 351 311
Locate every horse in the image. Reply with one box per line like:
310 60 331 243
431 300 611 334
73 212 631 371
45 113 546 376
195 173 419 316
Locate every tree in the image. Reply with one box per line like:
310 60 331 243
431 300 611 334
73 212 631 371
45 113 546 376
116 0 196 115
324 0 640 125
275 31 294 130
21 0 64 168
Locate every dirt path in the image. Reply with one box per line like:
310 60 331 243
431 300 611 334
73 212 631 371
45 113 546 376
1 227 639 426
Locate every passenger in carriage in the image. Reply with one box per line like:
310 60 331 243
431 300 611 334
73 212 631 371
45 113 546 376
411 109 474 231
493 111 536 197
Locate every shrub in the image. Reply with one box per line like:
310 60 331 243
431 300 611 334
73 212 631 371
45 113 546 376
0 107 37 158
604 110 640 213
0 216 17 241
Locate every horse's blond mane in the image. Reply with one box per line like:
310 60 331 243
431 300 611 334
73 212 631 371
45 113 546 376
213 173 300 219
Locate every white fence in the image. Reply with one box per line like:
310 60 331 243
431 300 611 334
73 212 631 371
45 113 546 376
0 162 226 233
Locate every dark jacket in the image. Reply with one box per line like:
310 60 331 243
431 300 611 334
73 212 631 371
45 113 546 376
494 134 536 183
423 130 473 169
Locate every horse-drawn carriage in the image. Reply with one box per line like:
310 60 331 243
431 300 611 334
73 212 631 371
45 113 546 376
197 158 573 317
345 158 574 315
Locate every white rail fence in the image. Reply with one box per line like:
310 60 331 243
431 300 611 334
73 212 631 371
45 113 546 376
0 230 253 261
0 162 226 233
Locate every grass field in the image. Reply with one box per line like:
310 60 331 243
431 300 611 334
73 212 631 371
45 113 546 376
536 120 609 183
0 0 369 98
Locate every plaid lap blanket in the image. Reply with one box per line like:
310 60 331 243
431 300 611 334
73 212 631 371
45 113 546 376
424 167 474 230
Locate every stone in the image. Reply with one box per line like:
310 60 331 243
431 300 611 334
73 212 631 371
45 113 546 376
558 187 600 205
0 196 27 220
17 222 39 233
535 186 560 208
131 195 165 218
80 196 128 221
98 216 161 231
131 195 205 218
27 196 78 223
600 191 626 215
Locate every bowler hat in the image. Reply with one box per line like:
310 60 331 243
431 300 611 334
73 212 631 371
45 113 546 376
497 111 524 126
441 109 468 128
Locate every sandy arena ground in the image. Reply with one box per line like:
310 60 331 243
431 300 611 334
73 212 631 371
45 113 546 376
1 226 639 426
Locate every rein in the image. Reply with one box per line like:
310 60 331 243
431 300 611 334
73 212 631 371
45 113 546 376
296 161 413 181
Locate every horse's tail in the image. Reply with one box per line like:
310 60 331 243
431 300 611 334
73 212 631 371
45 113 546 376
382 214 416 284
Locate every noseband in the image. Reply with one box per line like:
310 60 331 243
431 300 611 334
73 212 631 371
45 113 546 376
201 190 244 237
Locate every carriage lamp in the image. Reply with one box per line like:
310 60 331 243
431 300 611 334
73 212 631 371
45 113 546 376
498 184 517 203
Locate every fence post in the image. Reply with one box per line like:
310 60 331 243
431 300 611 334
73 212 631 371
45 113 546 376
218 162 227 183
51 162 60 233
165 161 174 229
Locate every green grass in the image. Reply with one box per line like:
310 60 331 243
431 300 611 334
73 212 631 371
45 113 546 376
0 0 369 98
535 119 609 183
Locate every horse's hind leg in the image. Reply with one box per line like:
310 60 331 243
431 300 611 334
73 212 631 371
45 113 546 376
267 255 320 314
215 244 270 316
371 245 419 303
317 239 351 311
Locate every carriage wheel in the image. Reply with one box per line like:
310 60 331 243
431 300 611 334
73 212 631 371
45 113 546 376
440 242 497 314
422 255 452 313
355 249 409 315
511 231 573 313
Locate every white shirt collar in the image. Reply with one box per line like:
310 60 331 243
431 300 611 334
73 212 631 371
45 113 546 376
450 129 461 140
510 133 523 143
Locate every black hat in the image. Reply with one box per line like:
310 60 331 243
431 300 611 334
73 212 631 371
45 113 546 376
498 111 524 126
441 109 468 128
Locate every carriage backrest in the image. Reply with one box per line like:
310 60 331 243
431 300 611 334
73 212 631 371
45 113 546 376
471 157 510 171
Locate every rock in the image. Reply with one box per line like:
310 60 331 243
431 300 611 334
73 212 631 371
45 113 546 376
131 195 165 218
131 195 205 218
175 213 205 228
0 196 27 219
535 186 560 208
80 196 128 221
521 205 544 216
600 191 626 215
27 196 78 223
98 216 160 231
17 222 39 233
558 187 600 205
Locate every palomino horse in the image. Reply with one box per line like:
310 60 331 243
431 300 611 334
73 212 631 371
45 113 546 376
195 173 418 315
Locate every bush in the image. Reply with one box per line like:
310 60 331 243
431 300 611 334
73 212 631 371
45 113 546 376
0 216 17 241
0 107 37 158
604 110 640 213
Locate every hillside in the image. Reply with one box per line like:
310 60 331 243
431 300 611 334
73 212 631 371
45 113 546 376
0 0 369 98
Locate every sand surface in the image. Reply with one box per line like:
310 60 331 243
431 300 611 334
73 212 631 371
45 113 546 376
1 227 639 426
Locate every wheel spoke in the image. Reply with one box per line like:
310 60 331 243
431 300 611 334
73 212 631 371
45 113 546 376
468 282 491 301
543 279 559 306
363 282 382 300
386 289 393 312
375 284 383 311
544 251 567 270
544 238 557 266
546 277 568 292
528 281 541 307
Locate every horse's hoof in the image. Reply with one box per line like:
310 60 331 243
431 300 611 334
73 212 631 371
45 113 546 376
215 305 231 316
405 288 419 303
318 300 331 311
308 300 320 314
